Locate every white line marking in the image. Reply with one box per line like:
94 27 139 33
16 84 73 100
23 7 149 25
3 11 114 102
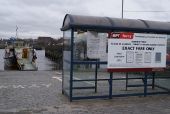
0 83 52 89
55 72 62 75
0 85 8 89
41 83 52 88
73 77 95 86
12 85 25 88
52 76 95 85
52 76 62 82
28 84 40 88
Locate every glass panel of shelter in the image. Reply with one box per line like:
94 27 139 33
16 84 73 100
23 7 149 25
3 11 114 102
62 30 71 96
155 35 170 91
72 31 110 97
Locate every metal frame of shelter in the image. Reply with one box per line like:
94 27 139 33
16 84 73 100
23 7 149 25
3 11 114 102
61 14 170 101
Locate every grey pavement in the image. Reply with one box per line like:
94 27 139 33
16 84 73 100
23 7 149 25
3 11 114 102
0 71 170 114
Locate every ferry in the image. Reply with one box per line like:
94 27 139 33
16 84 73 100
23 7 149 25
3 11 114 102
4 38 38 71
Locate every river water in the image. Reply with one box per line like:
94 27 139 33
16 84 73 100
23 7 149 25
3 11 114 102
0 49 59 71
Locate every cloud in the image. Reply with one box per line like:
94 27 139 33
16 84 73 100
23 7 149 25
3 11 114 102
0 0 170 39
124 0 170 21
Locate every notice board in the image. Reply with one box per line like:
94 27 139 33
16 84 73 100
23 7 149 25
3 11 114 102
107 32 167 71
86 31 107 59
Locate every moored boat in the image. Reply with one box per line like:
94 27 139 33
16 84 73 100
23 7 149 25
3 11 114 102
4 47 18 70
4 38 38 71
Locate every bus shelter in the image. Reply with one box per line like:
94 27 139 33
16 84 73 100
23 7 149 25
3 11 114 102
61 14 170 101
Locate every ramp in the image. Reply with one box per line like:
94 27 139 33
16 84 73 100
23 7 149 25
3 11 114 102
17 59 38 71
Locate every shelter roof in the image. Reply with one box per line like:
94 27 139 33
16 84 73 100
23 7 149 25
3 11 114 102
61 14 170 34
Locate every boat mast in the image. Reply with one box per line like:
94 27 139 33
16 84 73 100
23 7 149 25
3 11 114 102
16 25 18 39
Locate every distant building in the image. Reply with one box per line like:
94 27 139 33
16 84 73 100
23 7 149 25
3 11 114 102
37 37 53 46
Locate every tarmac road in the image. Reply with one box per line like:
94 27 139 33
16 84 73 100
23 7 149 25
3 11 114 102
0 71 170 114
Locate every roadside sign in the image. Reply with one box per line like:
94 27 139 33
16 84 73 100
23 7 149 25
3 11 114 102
107 32 167 72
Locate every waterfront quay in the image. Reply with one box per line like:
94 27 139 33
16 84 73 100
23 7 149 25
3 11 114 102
0 71 170 114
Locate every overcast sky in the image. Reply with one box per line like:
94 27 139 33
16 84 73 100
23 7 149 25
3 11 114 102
0 0 170 39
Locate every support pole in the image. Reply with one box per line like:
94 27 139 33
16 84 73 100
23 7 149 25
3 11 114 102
109 72 113 99
152 72 155 90
70 29 74 102
144 72 148 97
62 32 64 94
94 59 98 93
126 72 128 90
122 0 124 19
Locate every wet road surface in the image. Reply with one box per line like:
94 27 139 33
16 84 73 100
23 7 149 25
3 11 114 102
0 71 170 114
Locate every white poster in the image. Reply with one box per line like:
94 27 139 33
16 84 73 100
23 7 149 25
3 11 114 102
107 32 167 69
87 32 107 59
